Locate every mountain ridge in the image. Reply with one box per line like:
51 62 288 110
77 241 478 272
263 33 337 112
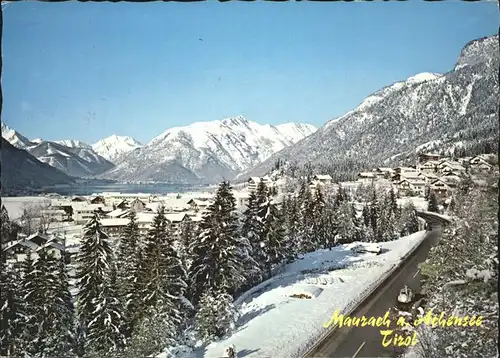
1 124 115 178
239 35 499 181
1 138 75 195
100 116 317 184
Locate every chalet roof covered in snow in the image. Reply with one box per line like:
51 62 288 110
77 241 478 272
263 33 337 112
358 172 375 178
396 166 418 172
130 198 146 205
100 218 129 227
71 202 110 211
421 172 438 179
373 167 394 173
165 212 189 223
107 208 130 218
36 240 66 252
186 198 211 206
50 199 73 207
401 172 424 179
136 212 157 222
312 174 333 180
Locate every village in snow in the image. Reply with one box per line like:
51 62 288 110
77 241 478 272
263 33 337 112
1 7 498 356
1 151 497 358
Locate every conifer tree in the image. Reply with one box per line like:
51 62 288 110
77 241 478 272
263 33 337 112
162 222 189 333
85 262 125 355
362 204 371 227
427 189 440 213
241 189 258 242
402 203 420 235
379 191 399 242
195 289 237 341
189 181 253 304
424 184 431 200
334 184 348 208
35 252 75 357
297 181 316 253
75 213 121 355
178 219 196 271
1 205 12 244
311 187 337 249
18 252 39 355
241 180 267 278
123 309 177 358
140 206 170 310
335 201 360 244
259 198 287 277
0 256 23 357
388 187 399 218
368 189 381 241
447 196 457 214
177 220 197 314
50 256 76 357
116 210 141 337
130 249 148 328
140 206 188 336
282 195 300 260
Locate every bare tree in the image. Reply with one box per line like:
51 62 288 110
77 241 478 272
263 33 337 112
19 200 53 235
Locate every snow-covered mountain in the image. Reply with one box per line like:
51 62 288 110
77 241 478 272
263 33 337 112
92 135 143 163
54 139 92 149
1 138 75 195
100 117 317 183
1 123 34 150
242 35 499 180
28 142 114 178
1 124 114 178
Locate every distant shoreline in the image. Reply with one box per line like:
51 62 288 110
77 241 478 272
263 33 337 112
2 182 213 198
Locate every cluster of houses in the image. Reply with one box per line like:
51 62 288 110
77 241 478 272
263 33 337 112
357 153 495 198
29 190 255 239
2 232 67 265
247 174 334 196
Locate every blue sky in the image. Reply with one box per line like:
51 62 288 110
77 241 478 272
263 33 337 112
2 1 498 145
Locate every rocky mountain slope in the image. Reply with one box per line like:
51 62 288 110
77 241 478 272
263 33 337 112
28 141 114 178
54 139 92 149
1 138 75 195
1 123 33 150
1 124 114 178
101 116 317 183
92 135 143 163
240 35 499 181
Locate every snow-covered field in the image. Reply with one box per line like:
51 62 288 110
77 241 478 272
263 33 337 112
397 196 428 211
1 196 52 220
190 232 427 358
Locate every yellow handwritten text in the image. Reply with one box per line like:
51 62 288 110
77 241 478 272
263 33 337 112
413 309 483 328
323 310 391 329
323 309 484 349
380 330 418 347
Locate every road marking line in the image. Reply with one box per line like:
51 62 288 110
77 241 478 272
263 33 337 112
413 269 420 278
352 341 366 358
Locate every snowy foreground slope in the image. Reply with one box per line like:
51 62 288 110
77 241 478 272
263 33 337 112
161 231 426 358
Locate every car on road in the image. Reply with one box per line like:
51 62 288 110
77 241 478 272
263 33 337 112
397 285 414 304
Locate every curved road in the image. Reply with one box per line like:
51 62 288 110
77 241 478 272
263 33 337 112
303 213 448 358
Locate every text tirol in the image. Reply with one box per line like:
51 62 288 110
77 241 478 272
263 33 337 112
323 310 484 348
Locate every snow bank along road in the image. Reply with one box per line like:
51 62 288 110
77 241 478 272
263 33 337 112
303 213 449 358
204 236 428 357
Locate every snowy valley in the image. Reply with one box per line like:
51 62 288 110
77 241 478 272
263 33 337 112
1 23 498 358
1 118 316 190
